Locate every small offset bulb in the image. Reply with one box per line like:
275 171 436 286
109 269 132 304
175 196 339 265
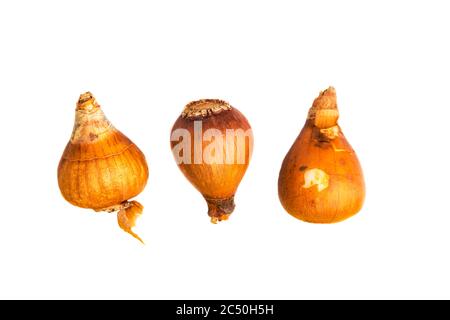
58 92 149 242
278 87 365 223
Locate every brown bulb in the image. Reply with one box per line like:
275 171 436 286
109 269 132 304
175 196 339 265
170 99 253 223
278 87 365 223
58 92 149 242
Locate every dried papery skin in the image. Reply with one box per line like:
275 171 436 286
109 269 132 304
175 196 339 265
278 87 365 223
117 201 144 244
171 99 253 222
58 92 149 242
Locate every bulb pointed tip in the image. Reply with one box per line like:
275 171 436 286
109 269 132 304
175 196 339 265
321 86 336 97
78 91 95 103
77 91 100 111
312 86 338 110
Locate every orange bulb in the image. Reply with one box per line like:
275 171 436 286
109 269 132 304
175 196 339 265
278 87 365 223
170 99 253 223
58 92 149 242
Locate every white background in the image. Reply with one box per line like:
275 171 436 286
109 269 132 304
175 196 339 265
0 0 449 299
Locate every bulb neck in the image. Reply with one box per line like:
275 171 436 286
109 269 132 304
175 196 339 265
71 92 112 143
307 87 339 129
